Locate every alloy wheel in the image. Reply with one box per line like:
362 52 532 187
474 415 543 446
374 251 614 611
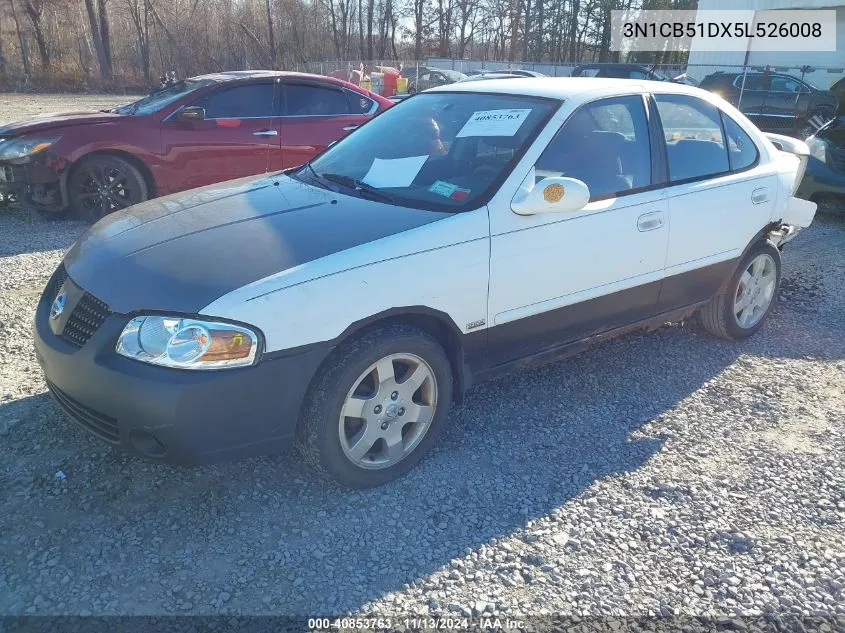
338 353 438 470
74 161 140 220
734 253 777 329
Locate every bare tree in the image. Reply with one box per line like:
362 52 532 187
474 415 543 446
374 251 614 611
127 0 151 81
21 0 48 70
84 0 112 79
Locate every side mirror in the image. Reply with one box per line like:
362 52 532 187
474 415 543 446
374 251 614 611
179 106 205 121
511 174 591 216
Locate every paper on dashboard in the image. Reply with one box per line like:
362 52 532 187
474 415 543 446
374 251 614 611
456 109 531 138
362 156 429 188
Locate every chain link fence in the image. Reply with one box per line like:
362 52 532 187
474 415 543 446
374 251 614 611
295 58 843 139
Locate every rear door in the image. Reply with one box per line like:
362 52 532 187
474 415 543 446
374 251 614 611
654 93 778 311
277 82 374 168
161 81 278 191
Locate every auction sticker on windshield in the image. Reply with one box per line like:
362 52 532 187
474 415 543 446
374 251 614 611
456 109 532 138
427 180 471 199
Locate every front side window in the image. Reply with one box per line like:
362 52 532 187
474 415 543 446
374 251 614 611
285 84 349 116
534 95 651 200
196 83 275 118
721 113 759 171
655 94 729 182
303 92 557 211
734 75 766 91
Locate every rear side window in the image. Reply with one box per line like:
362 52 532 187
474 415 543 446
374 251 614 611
535 95 651 200
346 91 375 114
197 83 275 118
721 113 759 171
285 84 349 116
655 94 729 182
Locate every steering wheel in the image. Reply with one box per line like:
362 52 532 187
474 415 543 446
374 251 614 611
473 164 499 181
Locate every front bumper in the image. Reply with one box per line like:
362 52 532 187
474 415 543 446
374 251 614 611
796 155 845 200
33 269 332 465
0 160 63 210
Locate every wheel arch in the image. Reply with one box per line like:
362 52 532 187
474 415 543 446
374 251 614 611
60 149 158 209
297 306 483 405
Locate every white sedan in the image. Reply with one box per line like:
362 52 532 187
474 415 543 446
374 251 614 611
34 78 816 488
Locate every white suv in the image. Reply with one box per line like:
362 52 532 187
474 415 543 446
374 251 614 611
35 78 816 488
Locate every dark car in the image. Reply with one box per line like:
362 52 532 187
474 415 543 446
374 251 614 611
400 67 467 93
0 71 391 221
831 76 845 114
798 115 845 210
457 72 526 82
698 71 838 139
572 63 672 81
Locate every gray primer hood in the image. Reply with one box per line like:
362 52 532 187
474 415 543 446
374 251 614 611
63 174 449 314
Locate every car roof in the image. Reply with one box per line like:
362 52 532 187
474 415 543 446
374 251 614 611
574 63 650 69
430 76 708 100
188 70 351 87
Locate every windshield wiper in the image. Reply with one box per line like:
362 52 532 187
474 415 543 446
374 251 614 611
320 173 395 203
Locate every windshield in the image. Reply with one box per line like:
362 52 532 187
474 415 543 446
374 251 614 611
113 79 216 115
303 92 558 211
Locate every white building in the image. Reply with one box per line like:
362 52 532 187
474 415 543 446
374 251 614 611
687 0 845 88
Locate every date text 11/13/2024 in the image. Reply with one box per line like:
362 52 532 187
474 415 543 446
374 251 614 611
308 617 527 630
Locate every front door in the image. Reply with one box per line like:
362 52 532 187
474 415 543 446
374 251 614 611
161 81 279 192
762 75 808 133
487 94 669 367
277 82 373 169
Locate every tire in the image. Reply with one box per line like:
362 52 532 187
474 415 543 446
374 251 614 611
699 241 782 341
68 154 149 223
297 323 453 488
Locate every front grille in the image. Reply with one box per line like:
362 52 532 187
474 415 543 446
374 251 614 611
49 264 68 302
831 147 845 172
48 264 113 348
62 292 111 348
46 381 120 443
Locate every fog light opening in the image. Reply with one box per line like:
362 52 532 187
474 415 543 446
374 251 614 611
128 429 166 458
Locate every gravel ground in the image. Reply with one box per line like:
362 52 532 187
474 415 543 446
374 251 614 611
1 94 845 620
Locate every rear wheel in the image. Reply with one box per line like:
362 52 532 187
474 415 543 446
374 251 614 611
699 242 781 341
68 155 148 223
297 324 453 488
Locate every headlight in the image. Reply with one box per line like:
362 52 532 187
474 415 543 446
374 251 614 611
116 316 261 370
0 136 60 161
806 135 828 164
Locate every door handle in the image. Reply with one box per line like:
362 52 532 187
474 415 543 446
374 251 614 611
253 130 279 137
637 211 664 232
751 187 770 205
342 125 359 131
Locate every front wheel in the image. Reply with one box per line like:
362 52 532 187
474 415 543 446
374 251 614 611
699 242 782 341
68 155 149 223
297 324 453 488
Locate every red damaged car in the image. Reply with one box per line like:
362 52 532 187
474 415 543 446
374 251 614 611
0 71 391 221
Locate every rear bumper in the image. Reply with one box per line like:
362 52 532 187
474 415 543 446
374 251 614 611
796 156 845 200
33 271 332 465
